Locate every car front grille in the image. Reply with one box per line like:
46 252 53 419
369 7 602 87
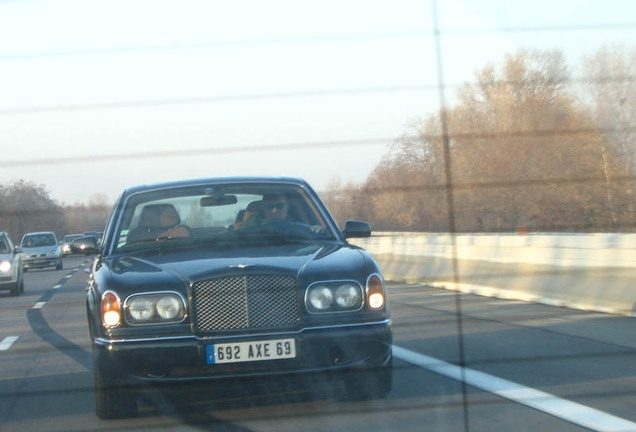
193 275 298 333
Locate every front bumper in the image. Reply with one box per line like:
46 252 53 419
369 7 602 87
93 320 392 384
23 257 61 269
0 274 18 291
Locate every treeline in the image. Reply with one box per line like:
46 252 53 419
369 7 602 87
323 47 636 233
0 180 111 243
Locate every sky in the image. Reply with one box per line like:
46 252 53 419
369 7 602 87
1 0 635 205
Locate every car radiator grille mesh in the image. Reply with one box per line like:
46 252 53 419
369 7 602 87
193 275 298 332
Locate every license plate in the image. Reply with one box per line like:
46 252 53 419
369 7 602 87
206 338 296 364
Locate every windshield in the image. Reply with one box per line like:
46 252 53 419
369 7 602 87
111 183 336 253
21 233 56 247
0 237 8 254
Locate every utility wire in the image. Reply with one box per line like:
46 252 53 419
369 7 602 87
0 85 431 115
0 21 634 61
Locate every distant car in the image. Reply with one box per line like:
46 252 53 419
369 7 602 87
86 177 392 419
69 235 100 255
61 234 83 255
20 232 63 271
0 232 24 296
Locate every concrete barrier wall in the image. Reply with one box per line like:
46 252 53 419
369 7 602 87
351 232 636 317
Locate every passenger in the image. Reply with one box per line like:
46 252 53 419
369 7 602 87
230 210 246 230
235 201 262 230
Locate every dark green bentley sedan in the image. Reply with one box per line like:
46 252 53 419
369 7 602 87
85 176 392 419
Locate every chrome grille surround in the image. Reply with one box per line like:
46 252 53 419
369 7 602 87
193 275 298 332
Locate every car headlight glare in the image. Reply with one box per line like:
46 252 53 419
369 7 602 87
124 292 186 325
0 260 11 273
335 284 361 308
101 292 121 328
366 274 385 310
308 286 333 310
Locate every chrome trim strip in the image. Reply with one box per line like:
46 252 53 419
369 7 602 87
94 319 391 345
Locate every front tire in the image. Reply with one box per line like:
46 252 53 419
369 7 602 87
55 262 63 271
343 357 393 400
93 360 138 419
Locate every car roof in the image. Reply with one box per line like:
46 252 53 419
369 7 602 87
119 176 310 197
22 231 56 237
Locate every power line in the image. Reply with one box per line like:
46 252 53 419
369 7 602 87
0 137 394 168
2 74 635 116
0 85 431 115
0 31 430 61
1 22 634 62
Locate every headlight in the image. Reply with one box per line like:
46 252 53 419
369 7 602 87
0 260 11 273
47 248 60 257
305 281 363 313
308 286 333 311
124 292 186 325
335 283 361 308
156 296 181 319
128 297 154 321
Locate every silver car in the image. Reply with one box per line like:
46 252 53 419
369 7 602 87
0 232 24 296
20 232 63 271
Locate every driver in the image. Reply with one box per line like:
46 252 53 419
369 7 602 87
261 194 288 222
260 194 324 234
238 194 324 235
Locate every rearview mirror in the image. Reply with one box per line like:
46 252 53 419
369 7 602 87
200 195 238 207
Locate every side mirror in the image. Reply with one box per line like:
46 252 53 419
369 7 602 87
342 220 371 239
14 247 22 254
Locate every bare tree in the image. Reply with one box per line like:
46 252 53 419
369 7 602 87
581 45 636 221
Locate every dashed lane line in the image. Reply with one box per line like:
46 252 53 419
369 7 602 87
32 302 46 309
0 336 19 351
393 345 636 432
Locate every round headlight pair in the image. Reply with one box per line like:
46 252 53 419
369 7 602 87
125 293 185 324
306 282 362 313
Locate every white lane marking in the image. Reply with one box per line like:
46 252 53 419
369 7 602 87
0 336 19 351
53 285 61 290
32 302 46 309
64 275 72 279
484 301 528 305
393 346 636 432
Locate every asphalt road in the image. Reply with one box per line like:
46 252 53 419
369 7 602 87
1 256 635 432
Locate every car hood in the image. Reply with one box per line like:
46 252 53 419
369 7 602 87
103 242 372 286
21 246 59 256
